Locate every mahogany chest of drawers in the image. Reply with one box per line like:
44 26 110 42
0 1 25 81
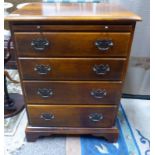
5 2 141 142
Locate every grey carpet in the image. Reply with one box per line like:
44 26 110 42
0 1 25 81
14 136 66 155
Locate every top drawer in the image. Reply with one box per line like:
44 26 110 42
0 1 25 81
14 32 131 57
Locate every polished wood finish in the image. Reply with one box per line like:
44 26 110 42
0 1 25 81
23 81 122 105
27 105 118 127
14 32 131 57
25 126 119 142
12 25 133 32
5 3 141 22
5 2 140 142
19 58 127 81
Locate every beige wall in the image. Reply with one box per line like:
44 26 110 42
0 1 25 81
108 0 150 95
123 57 150 95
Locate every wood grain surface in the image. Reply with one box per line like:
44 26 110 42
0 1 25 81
18 58 127 81
5 3 141 22
14 32 131 57
23 81 122 105
27 104 118 128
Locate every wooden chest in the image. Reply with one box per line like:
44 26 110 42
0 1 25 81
5 2 141 142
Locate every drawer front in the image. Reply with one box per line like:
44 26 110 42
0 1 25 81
27 105 118 128
13 25 132 32
19 58 126 81
14 32 131 57
23 81 122 105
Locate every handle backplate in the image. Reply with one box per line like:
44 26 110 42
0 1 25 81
31 38 49 51
88 113 103 122
91 89 107 99
40 113 54 121
93 64 110 75
95 40 113 51
37 88 53 98
34 64 51 75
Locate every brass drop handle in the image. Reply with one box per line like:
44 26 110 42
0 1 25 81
93 64 110 75
40 113 54 121
95 40 113 51
88 113 103 122
34 64 51 75
31 38 49 51
37 88 53 98
91 89 107 99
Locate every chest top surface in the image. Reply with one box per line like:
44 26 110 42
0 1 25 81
5 2 141 22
